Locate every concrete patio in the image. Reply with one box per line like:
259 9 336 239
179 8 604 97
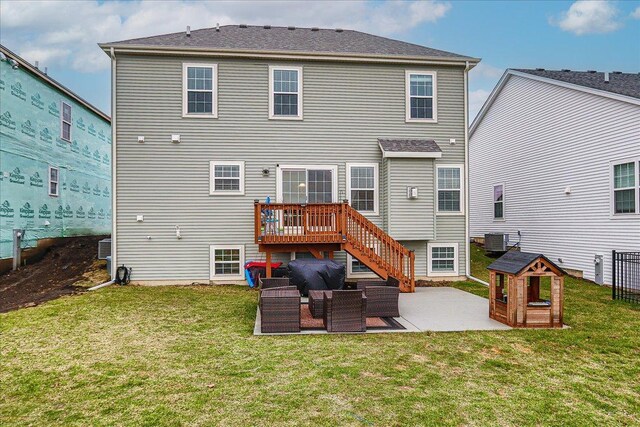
254 286 511 335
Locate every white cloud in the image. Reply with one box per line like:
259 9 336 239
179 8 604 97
631 6 640 19
0 0 451 73
469 89 491 122
551 0 622 35
471 63 504 80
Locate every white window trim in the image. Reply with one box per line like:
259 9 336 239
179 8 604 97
269 65 303 120
435 163 465 216
346 162 379 216
182 63 218 118
493 183 505 221
60 101 72 142
427 242 459 277
275 164 338 203
209 161 245 196
405 70 437 123
610 157 640 218
48 166 59 197
210 245 245 280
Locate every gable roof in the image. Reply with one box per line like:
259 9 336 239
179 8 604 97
100 25 479 65
487 251 564 275
470 69 640 136
378 139 442 158
0 44 110 123
514 69 640 100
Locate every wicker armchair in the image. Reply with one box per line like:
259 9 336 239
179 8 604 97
259 277 291 289
259 286 300 333
323 290 367 333
356 277 400 318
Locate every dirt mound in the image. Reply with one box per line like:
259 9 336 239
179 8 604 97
0 235 109 313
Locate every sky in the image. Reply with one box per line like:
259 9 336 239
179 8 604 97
1 0 639 120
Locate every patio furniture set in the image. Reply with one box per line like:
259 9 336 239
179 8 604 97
259 277 401 333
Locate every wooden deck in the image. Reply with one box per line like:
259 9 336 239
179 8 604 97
254 201 415 292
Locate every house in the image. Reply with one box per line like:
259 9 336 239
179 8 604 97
0 45 111 267
99 25 479 289
470 69 640 285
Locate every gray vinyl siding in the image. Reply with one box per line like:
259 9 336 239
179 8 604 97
387 158 435 240
114 54 467 281
470 74 640 285
435 216 467 275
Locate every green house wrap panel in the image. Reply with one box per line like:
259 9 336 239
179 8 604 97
0 59 111 258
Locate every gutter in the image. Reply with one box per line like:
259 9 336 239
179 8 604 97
88 280 115 291
110 46 117 279
464 60 471 281
99 44 481 67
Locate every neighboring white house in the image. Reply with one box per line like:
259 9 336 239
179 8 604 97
470 69 640 285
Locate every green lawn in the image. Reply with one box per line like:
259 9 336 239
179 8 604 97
1 249 639 426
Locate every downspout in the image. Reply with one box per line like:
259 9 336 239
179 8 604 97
110 47 117 279
462 60 485 285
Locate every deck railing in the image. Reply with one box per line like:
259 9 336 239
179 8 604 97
254 201 415 291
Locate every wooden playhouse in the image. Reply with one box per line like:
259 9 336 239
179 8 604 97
487 251 565 328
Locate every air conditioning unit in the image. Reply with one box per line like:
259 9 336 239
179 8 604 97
484 233 509 252
98 238 111 260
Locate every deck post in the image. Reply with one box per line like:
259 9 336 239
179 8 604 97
265 251 272 278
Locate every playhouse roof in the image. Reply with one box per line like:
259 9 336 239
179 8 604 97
487 251 564 275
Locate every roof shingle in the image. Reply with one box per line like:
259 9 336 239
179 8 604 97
378 139 442 154
514 69 640 99
487 251 564 275
103 25 477 61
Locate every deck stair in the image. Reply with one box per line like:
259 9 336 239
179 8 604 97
254 201 415 292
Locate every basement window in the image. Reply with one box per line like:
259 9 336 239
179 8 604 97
61 102 72 141
612 160 638 215
269 66 303 119
210 161 244 195
210 245 244 279
428 243 458 276
183 63 218 117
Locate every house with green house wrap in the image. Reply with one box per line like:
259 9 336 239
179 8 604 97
0 45 111 266
100 25 479 290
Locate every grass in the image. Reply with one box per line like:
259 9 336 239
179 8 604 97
1 248 639 426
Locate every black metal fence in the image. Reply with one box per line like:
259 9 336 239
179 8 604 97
612 251 640 303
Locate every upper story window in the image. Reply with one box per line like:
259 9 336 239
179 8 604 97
61 102 72 141
436 164 464 214
494 184 504 220
48 166 59 197
406 70 437 122
210 161 245 195
183 63 218 117
612 159 638 215
269 66 303 120
347 163 379 215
